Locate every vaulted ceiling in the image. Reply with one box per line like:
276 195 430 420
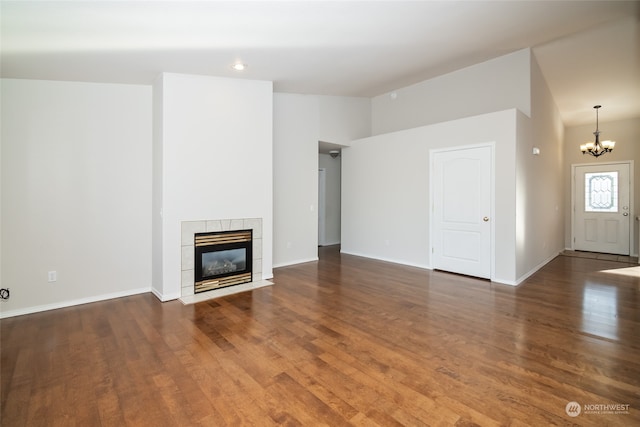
2 1 638 126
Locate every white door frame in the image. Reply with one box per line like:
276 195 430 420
571 160 635 256
429 142 496 280
318 168 327 246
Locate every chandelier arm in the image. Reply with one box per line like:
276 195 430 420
580 105 613 158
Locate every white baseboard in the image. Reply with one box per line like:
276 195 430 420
513 252 560 286
150 287 181 302
340 249 562 287
491 277 518 286
0 287 151 319
339 249 431 270
273 257 319 269
565 246 639 259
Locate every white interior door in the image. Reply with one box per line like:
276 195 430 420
574 163 630 255
432 145 492 279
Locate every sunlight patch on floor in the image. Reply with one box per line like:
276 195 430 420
599 266 640 277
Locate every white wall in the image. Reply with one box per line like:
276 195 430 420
342 49 534 284
153 73 273 300
371 49 531 135
273 93 370 267
152 74 164 298
318 95 371 145
346 49 567 284
515 53 565 280
319 153 341 245
273 93 320 267
564 116 640 255
1 79 152 317
342 109 518 283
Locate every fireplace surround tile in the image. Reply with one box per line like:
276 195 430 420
253 259 262 277
245 218 262 238
206 220 223 232
253 238 262 259
181 246 194 270
181 269 194 297
180 217 263 299
229 219 244 231
181 221 206 245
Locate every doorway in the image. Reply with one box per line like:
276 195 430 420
431 144 493 279
572 161 633 255
318 148 343 248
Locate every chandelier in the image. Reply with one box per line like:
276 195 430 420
580 105 615 158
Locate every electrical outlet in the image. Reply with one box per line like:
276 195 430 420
48 271 57 282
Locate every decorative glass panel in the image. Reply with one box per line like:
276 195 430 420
585 172 618 212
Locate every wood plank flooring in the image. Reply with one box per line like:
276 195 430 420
2 246 639 426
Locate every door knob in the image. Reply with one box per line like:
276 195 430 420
483 217 489 222
623 212 629 216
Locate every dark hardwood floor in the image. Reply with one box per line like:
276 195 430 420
2 246 639 426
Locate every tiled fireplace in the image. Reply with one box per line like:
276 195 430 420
180 218 263 300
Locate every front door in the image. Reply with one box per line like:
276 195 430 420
574 163 631 255
432 145 492 279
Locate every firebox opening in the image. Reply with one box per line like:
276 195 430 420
194 229 253 293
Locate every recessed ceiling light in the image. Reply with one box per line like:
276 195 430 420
232 63 247 71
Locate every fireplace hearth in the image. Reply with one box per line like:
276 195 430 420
194 229 252 293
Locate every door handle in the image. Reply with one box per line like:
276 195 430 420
483 217 489 222
623 212 629 216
